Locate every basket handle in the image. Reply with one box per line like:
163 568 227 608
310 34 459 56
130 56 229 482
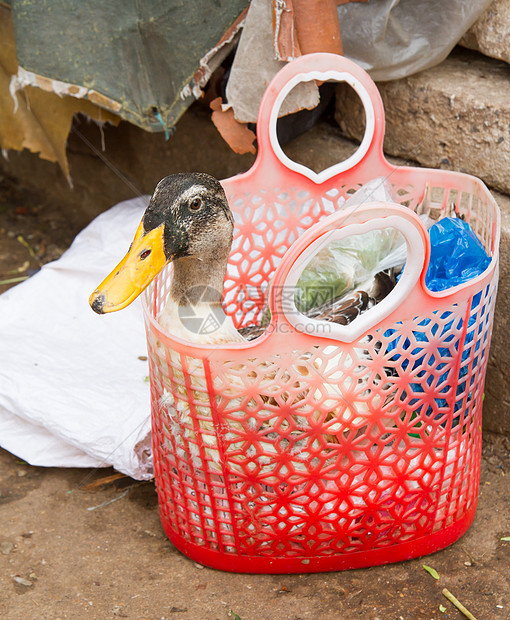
266 202 432 344
255 52 387 184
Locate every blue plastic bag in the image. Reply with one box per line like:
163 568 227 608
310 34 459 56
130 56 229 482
425 217 491 292
383 217 491 425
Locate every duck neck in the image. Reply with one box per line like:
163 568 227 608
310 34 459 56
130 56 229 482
169 254 227 307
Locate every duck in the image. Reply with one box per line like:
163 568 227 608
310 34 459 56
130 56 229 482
90 172 245 344
90 172 393 341
89 173 400 470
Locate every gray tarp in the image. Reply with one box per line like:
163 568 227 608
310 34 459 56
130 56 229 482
7 0 248 131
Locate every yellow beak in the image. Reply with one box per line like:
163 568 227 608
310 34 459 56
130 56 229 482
89 221 168 313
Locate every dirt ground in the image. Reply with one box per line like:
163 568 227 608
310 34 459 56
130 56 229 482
1 170 510 620
1 435 509 620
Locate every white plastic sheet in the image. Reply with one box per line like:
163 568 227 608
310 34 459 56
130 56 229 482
0 197 154 480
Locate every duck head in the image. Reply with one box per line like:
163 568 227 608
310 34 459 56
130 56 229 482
89 172 234 314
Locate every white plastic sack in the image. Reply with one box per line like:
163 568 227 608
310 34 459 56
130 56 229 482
338 0 492 82
0 197 154 480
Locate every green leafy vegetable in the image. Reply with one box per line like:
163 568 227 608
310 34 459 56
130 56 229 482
295 228 403 313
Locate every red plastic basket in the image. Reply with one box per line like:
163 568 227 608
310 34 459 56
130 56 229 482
143 53 500 573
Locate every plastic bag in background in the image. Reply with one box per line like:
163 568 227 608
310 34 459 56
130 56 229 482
0 198 153 479
426 217 491 291
338 0 493 81
226 0 492 124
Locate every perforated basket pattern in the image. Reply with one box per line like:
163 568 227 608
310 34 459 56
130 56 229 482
144 54 500 573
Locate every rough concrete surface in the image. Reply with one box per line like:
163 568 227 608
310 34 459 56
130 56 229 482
484 191 510 434
460 0 510 64
335 48 510 195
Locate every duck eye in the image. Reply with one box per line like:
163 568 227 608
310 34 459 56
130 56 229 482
139 249 152 260
190 197 202 210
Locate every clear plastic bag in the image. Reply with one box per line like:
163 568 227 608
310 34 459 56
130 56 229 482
338 0 493 81
295 179 489 314
295 177 413 312
295 227 402 312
